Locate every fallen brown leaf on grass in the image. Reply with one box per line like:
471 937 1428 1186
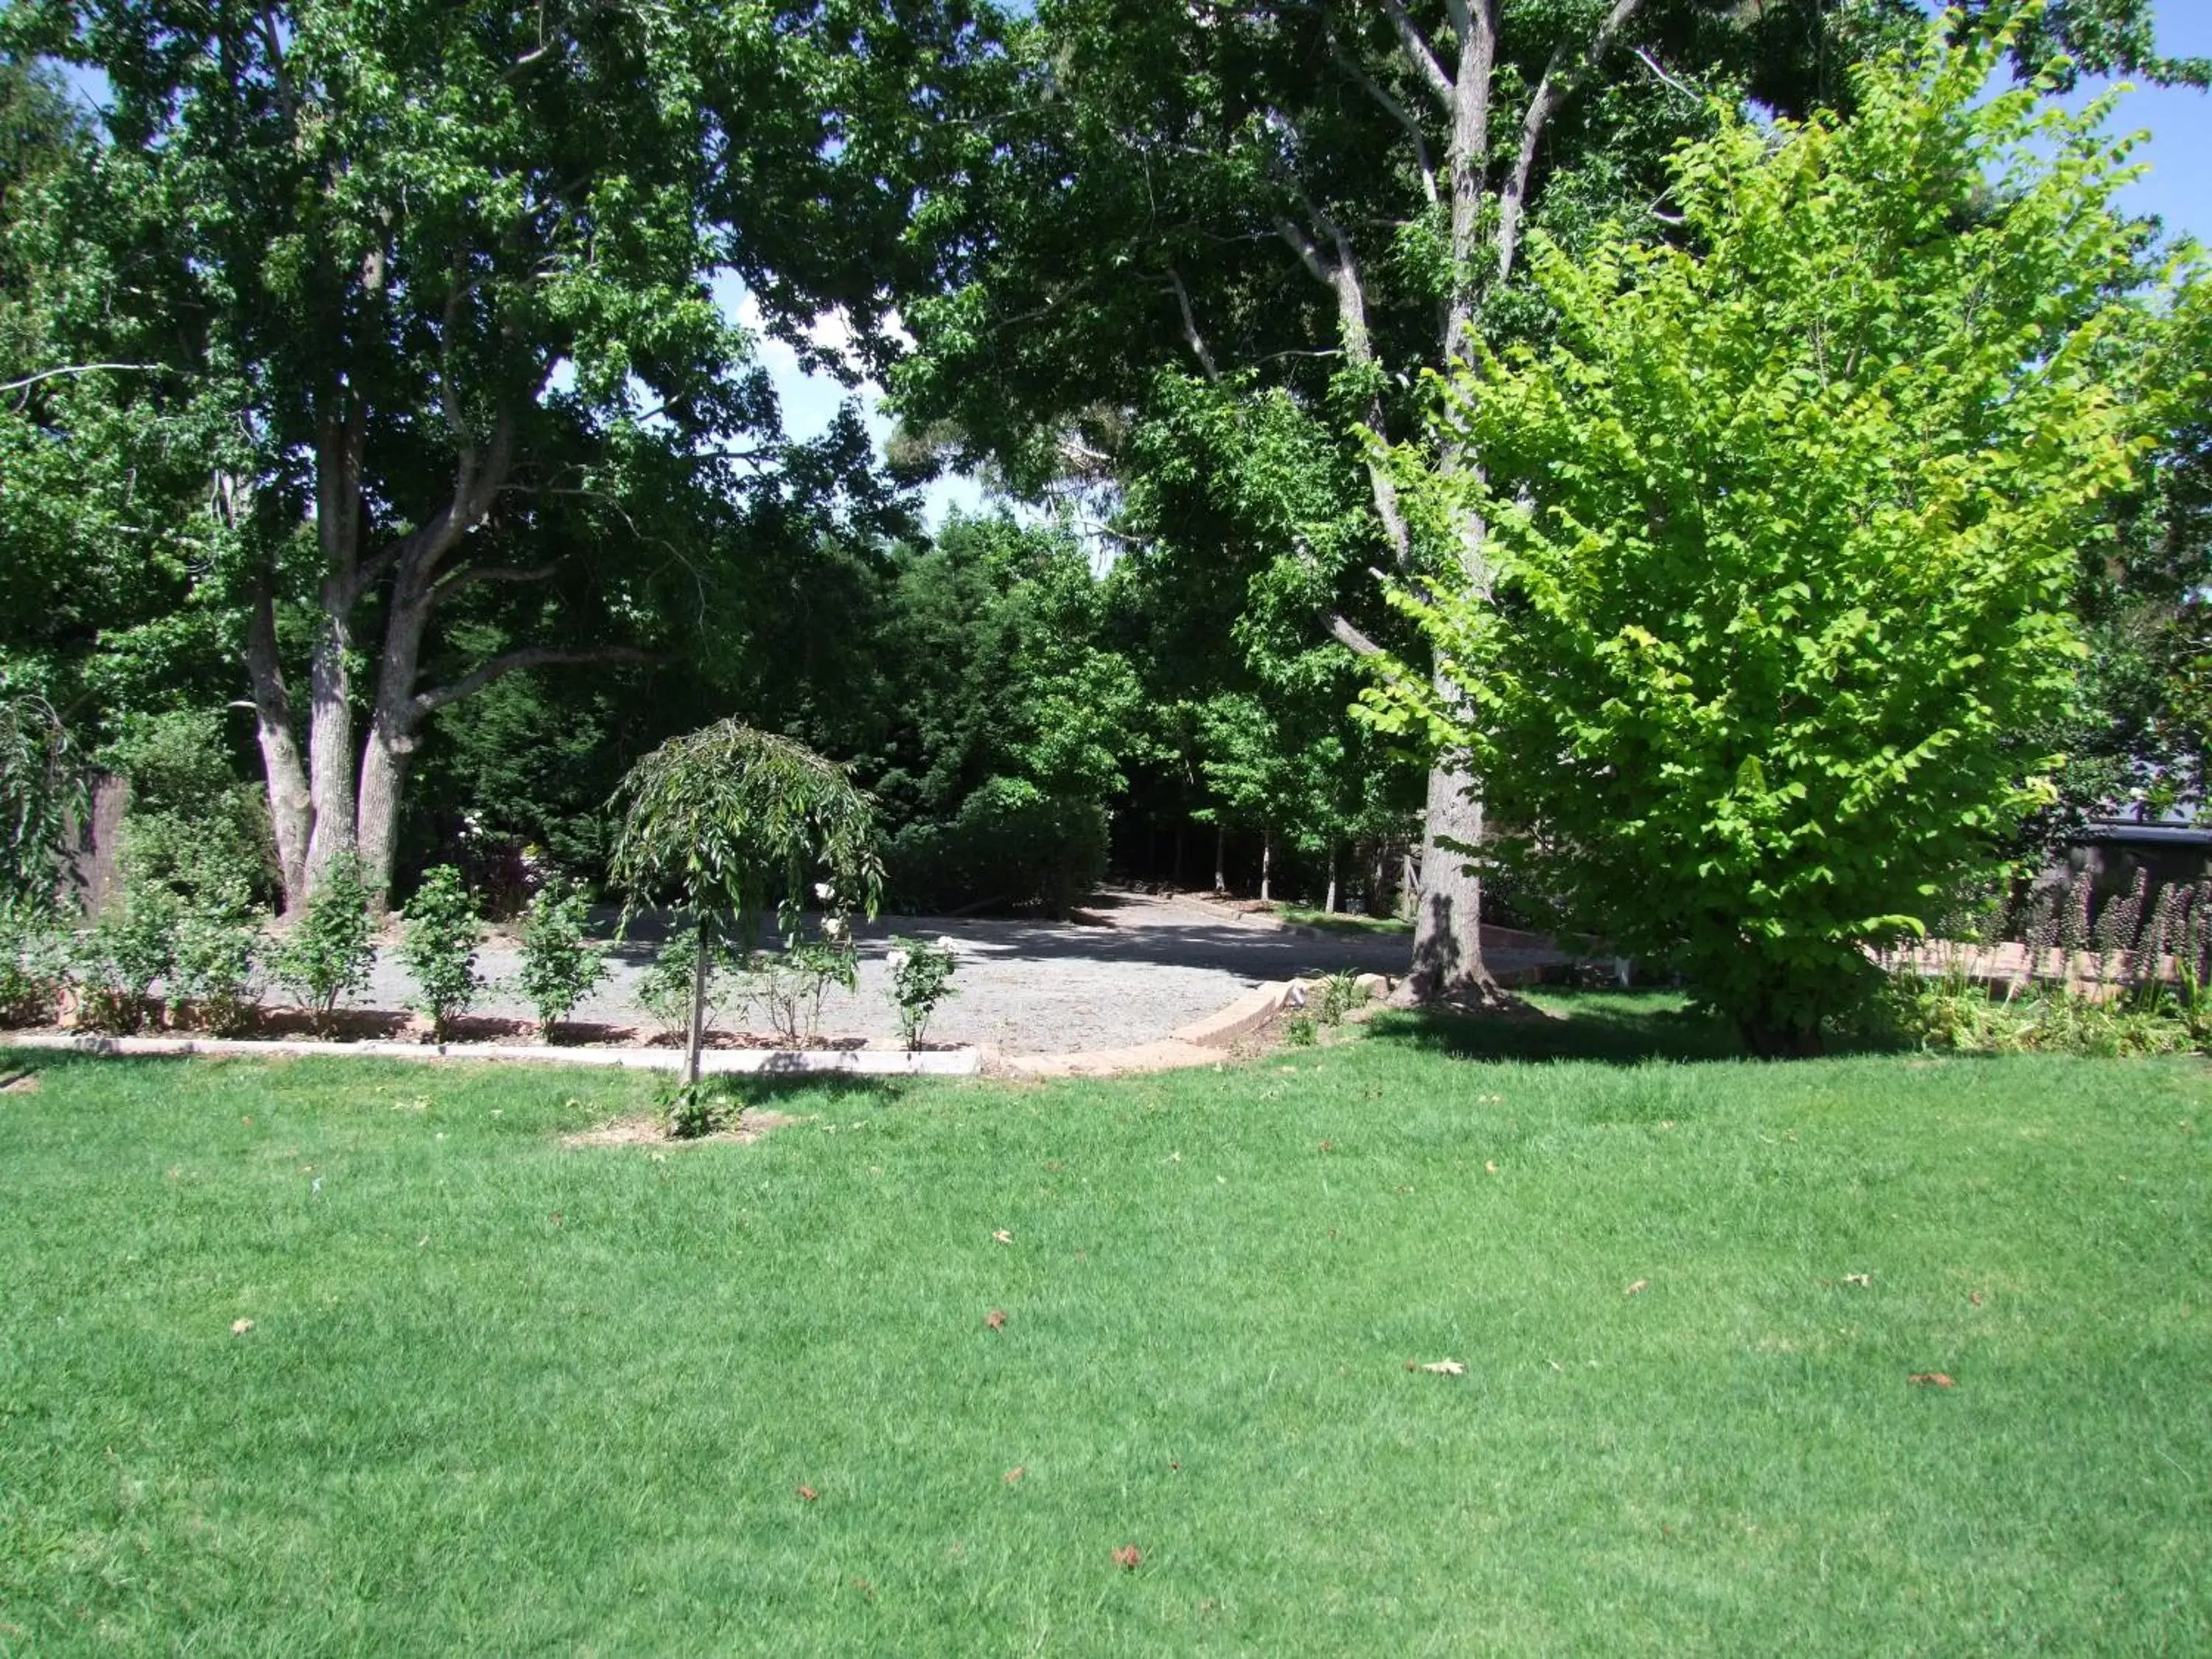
991 1229 1012 1245
985 1309 1006 1331
1419 1359 1466 1375
1842 1273 1871 1287
1625 1279 1649 1296
798 1485 819 1500
1485 1161 1498 1175
1004 1466 1025 1484
1112 1545 1143 1571
230 1318 254 1336
1969 1292 1984 1306
1907 1372 1955 1388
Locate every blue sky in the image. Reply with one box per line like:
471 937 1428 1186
2057 2 2212 241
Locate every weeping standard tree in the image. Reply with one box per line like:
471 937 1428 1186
1367 13 2203 1051
608 721 883 1086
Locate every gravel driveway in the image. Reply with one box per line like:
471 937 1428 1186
352 889 1502 1056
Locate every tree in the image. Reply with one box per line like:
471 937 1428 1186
7 0 974 908
608 720 882 1085
1367 14 2199 1050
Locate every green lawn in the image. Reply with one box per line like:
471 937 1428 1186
1 1001 2207 1654
1272 903 1413 937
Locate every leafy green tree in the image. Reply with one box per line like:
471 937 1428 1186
608 720 881 1083
1368 17 2199 1048
5 0 977 907
896 0 2201 1001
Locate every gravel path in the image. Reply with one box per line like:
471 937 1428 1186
354 888 1570 1056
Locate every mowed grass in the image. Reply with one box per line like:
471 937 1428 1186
1 1002 2208 1655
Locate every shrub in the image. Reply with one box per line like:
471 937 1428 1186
883 934 959 1049
740 936 858 1046
636 925 733 1045
397 865 484 1042
170 885 266 1036
271 858 377 1032
0 900 65 1027
100 711 279 906
515 877 608 1040
885 778 1107 919
69 886 180 1034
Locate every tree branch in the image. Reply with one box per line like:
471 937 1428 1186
1496 0 1649 283
429 562 559 605
1327 34 1439 204
1329 613 1384 656
414 644 661 718
1376 0 1455 111
1166 267 1220 381
1 362 164 397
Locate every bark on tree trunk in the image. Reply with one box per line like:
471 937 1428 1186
245 579 313 912
1325 841 1339 916
684 919 712 1088
1396 751 1499 1006
1214 824 1227 894
1259 827 1273 903
303 602 358 887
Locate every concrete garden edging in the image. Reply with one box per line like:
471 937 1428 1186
1 1032 983 1077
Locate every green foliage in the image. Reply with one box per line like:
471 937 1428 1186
100 711 276 906
885 776 1107 918
610 722 883 935
270 858 376 1031
883 934 959 1049
397 866 484 1043
515 877 608 1040
168 885 265 1036
67 885 179 1034
1371 18 2194 1049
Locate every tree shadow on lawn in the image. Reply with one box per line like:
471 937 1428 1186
1367 991 1748 1066
1368 989 1947 1067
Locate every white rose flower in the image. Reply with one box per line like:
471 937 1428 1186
822 916 849 941
936 936 958 954
886 949 910 972
813 880 835 901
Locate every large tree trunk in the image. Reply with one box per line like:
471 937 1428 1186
1397 748 1495 1006
1325 840 1338 915
245 577 313 911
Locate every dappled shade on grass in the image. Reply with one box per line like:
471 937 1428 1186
1 1018 2205 1652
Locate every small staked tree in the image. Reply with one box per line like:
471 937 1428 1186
608 722 883 1085
1367 13 2202 1051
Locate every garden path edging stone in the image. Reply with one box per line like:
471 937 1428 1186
1 1032 983 1076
